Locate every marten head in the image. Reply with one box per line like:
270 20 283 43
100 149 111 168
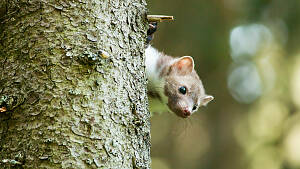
164 56 213 118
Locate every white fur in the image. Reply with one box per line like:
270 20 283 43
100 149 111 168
145 46 170 113
145 45 168 105
145 45 161 79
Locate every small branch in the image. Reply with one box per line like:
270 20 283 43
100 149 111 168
147 15 174 22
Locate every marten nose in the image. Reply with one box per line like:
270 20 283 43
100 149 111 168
183 108 191 117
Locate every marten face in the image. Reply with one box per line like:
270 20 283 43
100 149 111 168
164 56 213 118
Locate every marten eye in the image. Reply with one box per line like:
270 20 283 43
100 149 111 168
178 86 187 95
192 105 197 111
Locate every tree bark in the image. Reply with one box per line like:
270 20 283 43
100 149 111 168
0 0 150 168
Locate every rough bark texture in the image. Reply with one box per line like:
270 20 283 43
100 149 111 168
0 0 150 168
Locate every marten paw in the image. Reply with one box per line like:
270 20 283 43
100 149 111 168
146 22 158 44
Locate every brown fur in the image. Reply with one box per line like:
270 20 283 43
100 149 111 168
157 54 212 118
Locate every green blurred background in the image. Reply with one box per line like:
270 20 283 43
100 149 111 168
147 0 300 169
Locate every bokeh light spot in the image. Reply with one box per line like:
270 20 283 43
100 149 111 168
290 56 300 108
230 24 272 61
228 62 262 103
284 123 300 168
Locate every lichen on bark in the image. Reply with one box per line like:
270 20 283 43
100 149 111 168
0 0 150 168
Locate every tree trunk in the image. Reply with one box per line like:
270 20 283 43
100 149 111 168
0 0 150 168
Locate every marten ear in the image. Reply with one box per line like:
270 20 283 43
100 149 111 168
201 95 214 106
170 56 194 75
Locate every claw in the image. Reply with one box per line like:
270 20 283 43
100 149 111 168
147 22 158 35
146 22 158 44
